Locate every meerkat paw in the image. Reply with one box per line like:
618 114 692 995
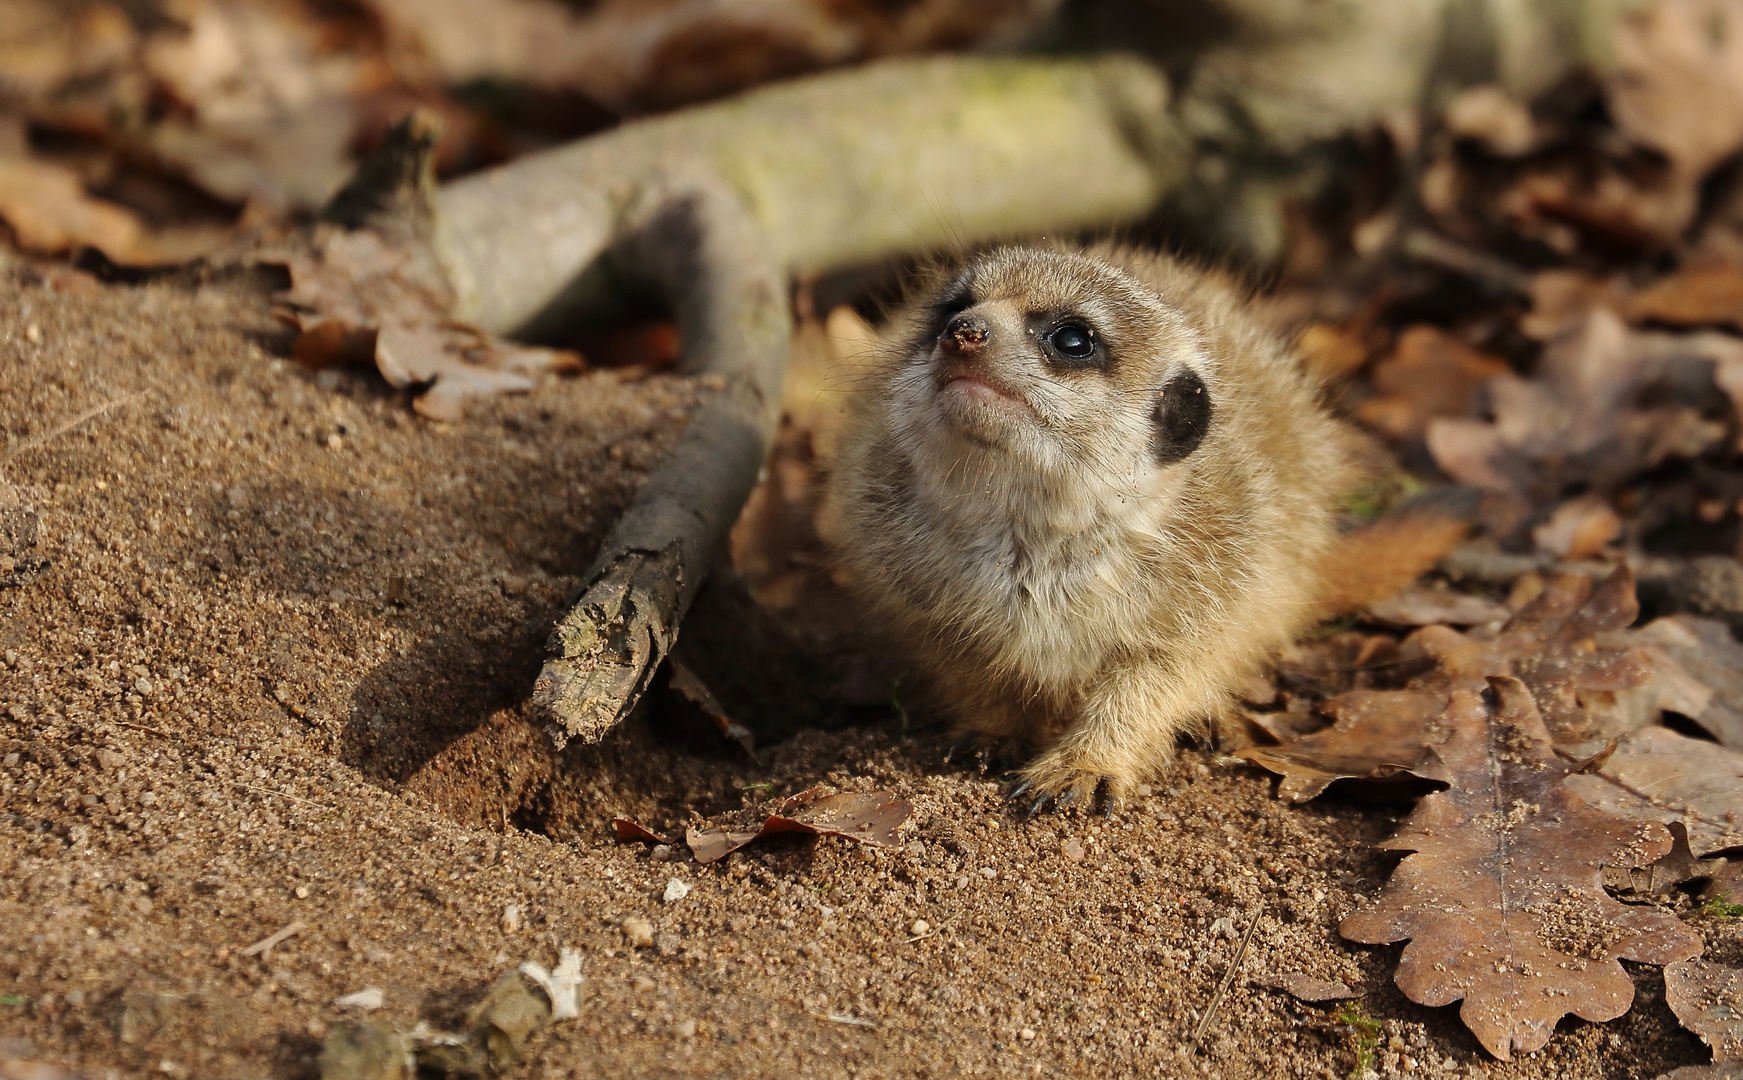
1009 753 1134 817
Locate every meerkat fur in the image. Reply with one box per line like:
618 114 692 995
820 244 1359 807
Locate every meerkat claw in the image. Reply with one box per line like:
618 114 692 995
1005 778 1034 803
1025 795 1053 820
1093 776 1118 816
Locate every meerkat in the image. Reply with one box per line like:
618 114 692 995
820 244 1361 809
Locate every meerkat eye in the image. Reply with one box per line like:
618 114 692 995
1049 323 1094 358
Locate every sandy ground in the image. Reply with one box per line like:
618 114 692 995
0 261 1730 1079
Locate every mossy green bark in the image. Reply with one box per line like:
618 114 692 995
434 53 1181 338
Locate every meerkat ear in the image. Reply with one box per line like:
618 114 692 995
1151 368 1212 465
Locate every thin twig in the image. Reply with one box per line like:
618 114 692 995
1194 904 1262 1044
815 1012 877 1029
2 393 146 469
240 920 307 959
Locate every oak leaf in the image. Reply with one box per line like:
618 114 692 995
1339 677 1704 1061
1426 309 1736 496
1241 568 1654 800
684 787 912 864
1666 959 1743 1066
1565 726 1743 857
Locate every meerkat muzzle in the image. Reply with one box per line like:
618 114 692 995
940 312 990 357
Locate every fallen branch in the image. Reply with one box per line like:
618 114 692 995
422 54 1184 746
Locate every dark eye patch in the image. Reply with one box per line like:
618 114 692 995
1151 368 1211 465
928 278 974 329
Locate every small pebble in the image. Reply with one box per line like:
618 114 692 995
501 904 521 933
1060 840 1085 861
633 975 656 993
622 915 655 948
333 988 385 1011
979 866 997 879
674 1019 697 1038
293 886 309 899
1020 1028 1036 1041
910 919 929 936
663 878 691 904
650 844 673 862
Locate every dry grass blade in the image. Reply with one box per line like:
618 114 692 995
1194 906 1261 1044
1339 676 1702 1061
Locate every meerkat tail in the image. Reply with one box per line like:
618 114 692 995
1315 486 1483 617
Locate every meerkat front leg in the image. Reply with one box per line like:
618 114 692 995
1014 656 1228 812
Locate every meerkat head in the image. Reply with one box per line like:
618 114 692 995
885 247 1215 483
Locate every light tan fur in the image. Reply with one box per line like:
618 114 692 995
820 244 1359 805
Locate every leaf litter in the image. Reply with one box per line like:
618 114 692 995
253 111 583 420
1338 676 1703 1061
1239 566 1655 799
1564 725 1743 856
10 2 1743 1076
615 785 912 865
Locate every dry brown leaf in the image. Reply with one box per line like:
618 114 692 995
1317 488 1482 617
1627 615 1743 746
611 818 669 845
1565 726 1743 857
1443 84 1537 157
139 0 366 210
1706 861 1743 905
1340 676 1703 1061
1602 821 1726 896
1629 259 1743 331
1520 270 1629 342
0 0 135 102
1244 568 1656 800
1427 308 1735 495
266 224 581 420
1364 587 1509 628
1251 972 1360 1003
1666 960 1743 1065
0 156 141 258
1609 0 1743 231
666 657 757 757
1238 688 1447 802
685 787 911 865
1532 495 1622 560
1294 322 1369 382
1355 326 1511 441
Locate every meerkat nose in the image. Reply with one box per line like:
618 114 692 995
940 312 990 357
